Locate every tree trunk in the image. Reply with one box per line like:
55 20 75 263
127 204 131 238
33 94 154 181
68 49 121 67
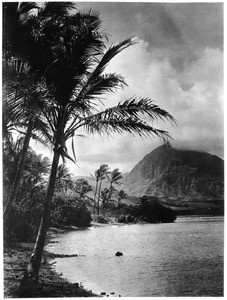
19 150 60 297
93 179 98 214
97 180 102 215
107 182 113 207
102 198 105 216
3 121 33 238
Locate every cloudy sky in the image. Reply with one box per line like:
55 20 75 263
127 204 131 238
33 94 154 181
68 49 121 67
31 1 224 176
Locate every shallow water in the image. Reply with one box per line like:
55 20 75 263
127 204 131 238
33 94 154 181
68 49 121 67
46 216 224 297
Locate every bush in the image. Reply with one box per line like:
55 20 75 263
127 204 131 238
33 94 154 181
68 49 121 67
111 203 140 218
9 193 44 242
117 214 136 223
51 195 92 228
92 214 108 224
141 196 177 223
6 193 92 242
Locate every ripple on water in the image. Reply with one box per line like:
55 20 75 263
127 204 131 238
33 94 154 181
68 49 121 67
46 216 224 297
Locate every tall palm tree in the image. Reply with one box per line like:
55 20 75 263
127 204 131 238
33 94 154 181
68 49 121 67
2 56 53 236
96 164 110 215
17 7 176 296
91 169 100 213
90 168 102 213
3 135 28 201
101 187 110 216
2 2 75 235
90 164 109 214
106 168 123 205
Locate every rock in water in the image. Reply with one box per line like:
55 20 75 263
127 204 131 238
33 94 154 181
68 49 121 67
115 252 123 257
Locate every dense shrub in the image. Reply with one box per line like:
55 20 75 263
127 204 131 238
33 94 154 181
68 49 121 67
10 193 45 242
51 195 92 228
141 196 177 223
7 192 92 242
110 197 177 223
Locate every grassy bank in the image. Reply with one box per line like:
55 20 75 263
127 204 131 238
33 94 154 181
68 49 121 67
4 242 98 298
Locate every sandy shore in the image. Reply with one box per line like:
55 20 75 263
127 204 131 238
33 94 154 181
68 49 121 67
4 241 98 298
3 223 137 297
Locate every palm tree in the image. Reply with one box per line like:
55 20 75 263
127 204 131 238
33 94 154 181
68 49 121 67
3 2 76 73
3 2 76 235
3 57 52 236
116 189 128 206
96 164 110 215
3 135 28 202
106 168 123 206
90 169 101 213
101 187 110 216
17 7 176 296
3 58 53 237
74 178 93 201
17 150 51 201
55 164 73 193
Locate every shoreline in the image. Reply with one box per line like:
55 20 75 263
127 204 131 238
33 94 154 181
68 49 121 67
4 215 222 297
4 242 98 298
3 223 132 298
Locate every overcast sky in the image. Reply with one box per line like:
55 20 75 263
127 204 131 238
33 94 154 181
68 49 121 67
31 1 224 177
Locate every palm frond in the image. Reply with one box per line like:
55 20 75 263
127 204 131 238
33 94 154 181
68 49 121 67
71 136 77 163
42 2 76 16
17 2 40 25
66 73 127 124
44 12 106 98
103 97 176 124
66 97 175 140
32 118 53 146
71 10 103 35
82 116 171 141
89 38 136 83
3 57 31 79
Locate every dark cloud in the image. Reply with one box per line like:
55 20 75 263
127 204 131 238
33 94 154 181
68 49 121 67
154 5 183 44
77 2 223 72
77 3 223 47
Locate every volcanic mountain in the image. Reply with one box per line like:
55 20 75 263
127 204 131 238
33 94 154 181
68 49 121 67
122 144 224 215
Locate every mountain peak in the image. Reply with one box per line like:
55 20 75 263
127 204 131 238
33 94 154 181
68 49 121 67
123 144 224 214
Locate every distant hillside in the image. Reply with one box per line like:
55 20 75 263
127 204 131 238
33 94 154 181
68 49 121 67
122 144 224 215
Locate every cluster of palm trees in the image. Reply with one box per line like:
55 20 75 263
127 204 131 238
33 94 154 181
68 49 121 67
92 164 127 216
3 2 175 296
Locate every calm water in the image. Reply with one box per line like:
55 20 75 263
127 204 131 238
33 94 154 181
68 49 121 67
46 216 224 297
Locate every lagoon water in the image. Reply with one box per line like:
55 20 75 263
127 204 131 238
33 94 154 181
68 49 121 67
46 216 224 297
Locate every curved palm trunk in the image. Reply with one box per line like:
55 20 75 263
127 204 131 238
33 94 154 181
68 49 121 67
19 150 60 297
3 120 33 237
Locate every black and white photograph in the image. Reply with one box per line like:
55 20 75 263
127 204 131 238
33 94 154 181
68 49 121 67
2 1 224 297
